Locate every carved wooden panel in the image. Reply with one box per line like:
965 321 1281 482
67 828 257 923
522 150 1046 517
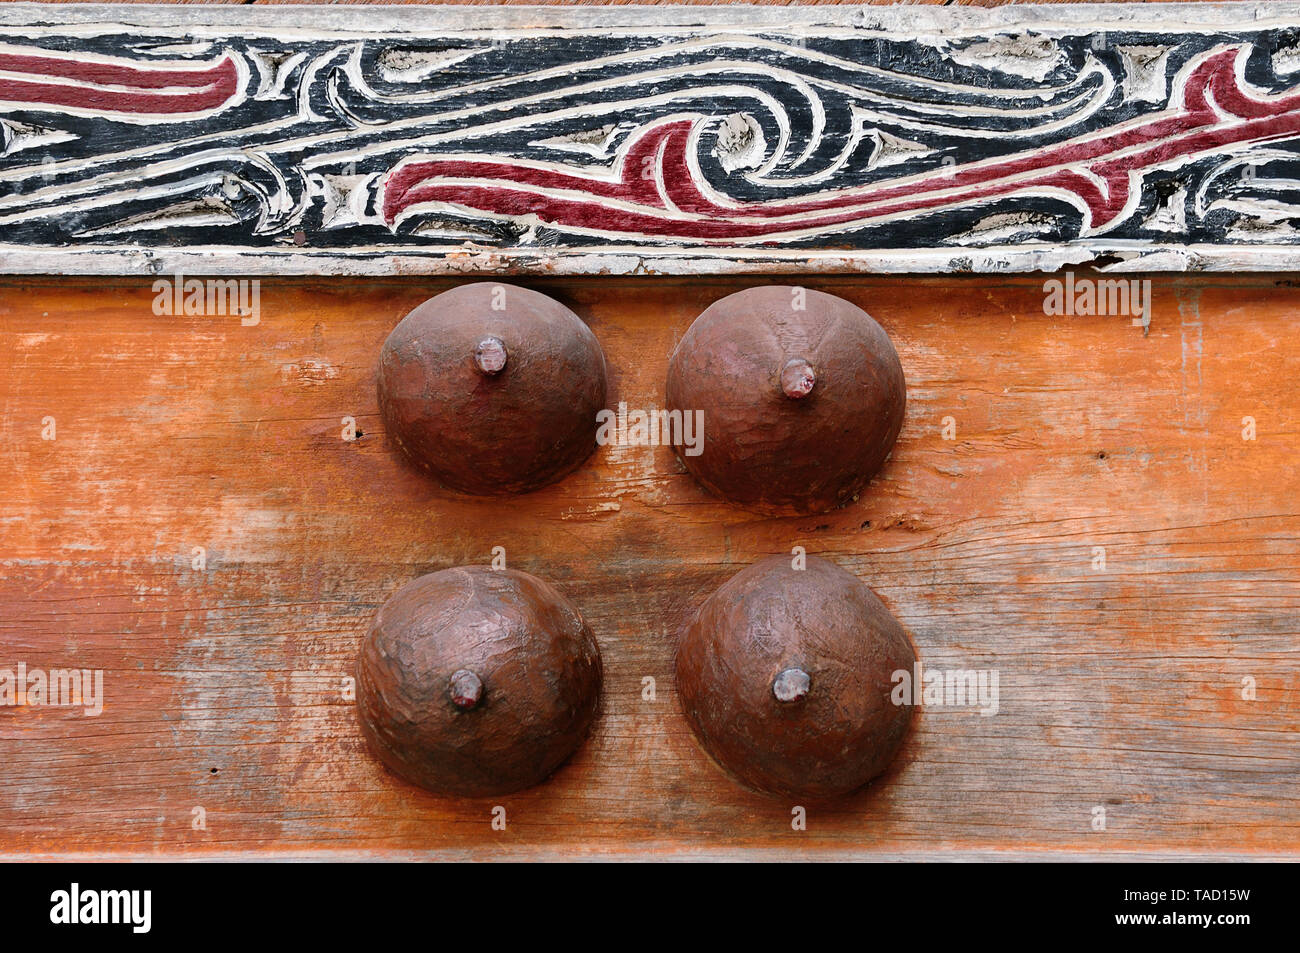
2 272 1297 859
2 3 1297 864
8 4 1300 273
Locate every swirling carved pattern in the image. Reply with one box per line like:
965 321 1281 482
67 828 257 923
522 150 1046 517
4 11 1300 271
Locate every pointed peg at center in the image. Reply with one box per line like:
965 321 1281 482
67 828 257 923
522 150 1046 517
474 336 508 375
781 358 816 399
449 669 484 709
772 667 811 703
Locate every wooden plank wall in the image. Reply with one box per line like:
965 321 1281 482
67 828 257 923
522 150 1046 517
0 0 1296 859
0 271 1295 858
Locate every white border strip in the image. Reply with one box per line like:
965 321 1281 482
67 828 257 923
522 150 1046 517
0 848 1292 862
0 3 1296 34
0 243 1293 277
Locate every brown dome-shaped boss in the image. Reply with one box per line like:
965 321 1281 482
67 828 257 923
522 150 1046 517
377 283 607 495
676 554 916 799
356 566 602 797
666 286 905 513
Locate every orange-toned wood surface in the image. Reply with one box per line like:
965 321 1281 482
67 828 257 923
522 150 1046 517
0 0 1297 859
0 272 1296 858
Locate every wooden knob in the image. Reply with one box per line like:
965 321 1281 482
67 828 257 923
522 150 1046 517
676 554 916 799
666 286 906 513
377 283 607 495
356 566 602 797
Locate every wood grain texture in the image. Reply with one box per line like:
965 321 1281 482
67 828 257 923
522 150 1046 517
0 0 1296 860
0 272 1296 857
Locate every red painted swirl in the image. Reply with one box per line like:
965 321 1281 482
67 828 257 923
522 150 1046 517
0 48 242 117
382 46 1300 240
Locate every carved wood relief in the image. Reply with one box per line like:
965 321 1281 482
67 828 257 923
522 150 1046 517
5 4 1300 274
